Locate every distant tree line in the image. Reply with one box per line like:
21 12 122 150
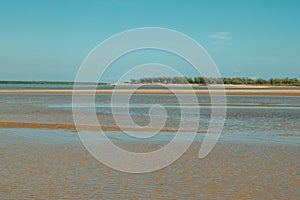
130 77 300 86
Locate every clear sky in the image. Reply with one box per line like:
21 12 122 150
0 0 299 82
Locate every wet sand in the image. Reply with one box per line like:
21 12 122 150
0 122 193 133
0 89 300 96
1 129 299 199
0 93 299 199
165 103 300 107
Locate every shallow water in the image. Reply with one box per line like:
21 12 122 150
0 93 299 199
1 129 299 199
1 93 299 137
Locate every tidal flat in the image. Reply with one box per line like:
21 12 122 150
0 92 299 199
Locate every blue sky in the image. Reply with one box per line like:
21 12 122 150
0 0 299 82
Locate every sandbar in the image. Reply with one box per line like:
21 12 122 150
0 89 299 96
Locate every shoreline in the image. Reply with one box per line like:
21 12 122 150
0 89 300 96
1 122 299 137
0 122 194 133
112 83 300 88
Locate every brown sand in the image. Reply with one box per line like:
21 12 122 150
166 103 300 107
1 130 299 199
0 89 300 96
1 89 299 199
0 122 194 133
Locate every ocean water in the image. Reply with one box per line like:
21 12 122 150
0 93 299 138
0 91 299 199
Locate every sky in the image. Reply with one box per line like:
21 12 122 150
0 0 299 82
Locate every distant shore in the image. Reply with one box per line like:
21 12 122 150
112 83 300 88
0 88 300 96
1 81 300 87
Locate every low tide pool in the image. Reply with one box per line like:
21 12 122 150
1 128 299 146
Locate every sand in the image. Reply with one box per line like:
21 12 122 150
0 89 300 96
0 91 299 199
1 129 299 199
0 122 192 133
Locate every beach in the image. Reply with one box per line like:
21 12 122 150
0 88 299 199
0 88 300 96
2 0 300 198
1 128 299 199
